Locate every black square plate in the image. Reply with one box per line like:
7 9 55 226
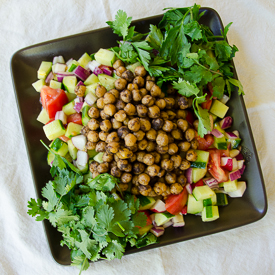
11 7 267 265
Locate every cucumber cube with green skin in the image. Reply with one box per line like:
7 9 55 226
78 53 92 68
47 138 69 165
62 101 76 116
32 79 45 92
191 150 209 169
68 140 77 160
223 179 238 192
126 62 142 73
203 193 217 206
154 212 174 226
187 194 204 214
65 91 77 102
85 83 99 96
84 73 99 86
63 76 77 93
192 167 207 183
98 74 116 90
227 138 242 149
87 149 98 159
76 162 89 174
49 80 62 89
214 122 225 134
37 108 50 124
210 99 229 119
226 181 246 198
37 61 52 79
193 185 215 201
93 152 104 163
43 119 65 141
67 60 79 72
215 192 228 206
82 105 91 126
202 206 219 222
138 196 156 210
65 122 83 138
214 136 228 150
94 48 116 67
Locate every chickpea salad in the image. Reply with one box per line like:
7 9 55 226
28 4 247 273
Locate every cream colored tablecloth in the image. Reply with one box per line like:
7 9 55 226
1 0 274 274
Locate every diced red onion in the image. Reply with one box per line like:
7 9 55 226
150 199 166 213
150 214 157 227
203 177 219 189
74 97 84 104
85 92 97 106
99 65 113 76
150 227 165 237
225 132 238 139
220 94 230 104
77 81 85 87
232 130 240 137
185 183 193 194
93 67 103 76
229 169 241 181
73 66 91 81
173 222 185 227
56 71 74 82
237 160 245 170
181 205 187 215
45 71 54 84
221 157 233 171
239 164 246 175
66 58 73 66
235 152 244 161
73 102 84 113
219 116 233 129
87 60 101 72
163 220 173 228
185 168 193 184
211 129 224 138
72 135 87 151
52 63 66 73
76 151 88 167
55 111 67 125
53 55 65 64
232 158 238 171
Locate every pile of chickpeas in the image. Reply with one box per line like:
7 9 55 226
80 59 200 198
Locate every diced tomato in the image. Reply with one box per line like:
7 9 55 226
185 110 195 126
192 179 204 188
165 188 188 215
196 134 214 150
67 113 82 125
207 149 229 183
207 82 217 99
137 210 152 227
201 91 212 110
40 86 68 119
59 135 70 142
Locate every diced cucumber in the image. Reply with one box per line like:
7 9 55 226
32 79 45 92
155 212 174 226
227 138 242 149
47 138 69 165
193 185 215 201
64 152 73 163
65 122 83 138
210 99 229 119
87 149 98 159
68 139 77 160
84 73 99 86
98 74 116 90
202 206 219 222
226 181 246 197
78 53 92 68
191 150 209 169
67 60 79 72
138 196 156 210
37 61 52 79
76 162 89 174
49 80 62 89
139 224 153 236
37 108 50 124
85 83 99 96
214 122 225 134
62 101 76 116
65 91 77 102
126 62 141 73
43 119 65 141
223 179 238 192
215 192 228 206
187 194 204 214
82 105 91 126
210 112 218 122
214 136 228 150
52 63 66 73
94 48 116 67
192 167 207 183
93 152 104 163
63 76 77 93
203 193 217 206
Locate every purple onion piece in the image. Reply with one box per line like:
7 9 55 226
186 183 193 194
229 169 241 181
73 102 84 113
211 129 224 138
203 177 219 188
45 71 54 84
186 168 193 184
73 66 91 81
235 152 244 161
102 67 113 76
93 67 103 76
150 227 165 237
220 116 233 129
77 81 85 87
225 132 238 139
239 164 246 175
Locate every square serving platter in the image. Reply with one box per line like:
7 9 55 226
11 7 267 265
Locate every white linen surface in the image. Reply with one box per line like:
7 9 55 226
1 0 275 274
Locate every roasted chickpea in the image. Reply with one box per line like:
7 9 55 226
143 154 155 166
148 105 160 119
133 130 145 141
177 119 189 132
93 171 100 178
133 76 145 88
161 159 174 171
132 175 139 185
95 84 107 98
87 119 99 131
121 173 132 184
117 183 129 192
167 110 176 120
103 92 115 105
117 148 133 159
74 85 86 97
147 164 160 177
146 129 157 141
133 162 145 175
116 100 126 110
156 133 169 146
157 169 165 178
96 141 107 152
136 151 146 162
142 95 154 107
185 128 196 142
171 155 182 168
154 182 167 195
111 118 122 129
116 66 126 77
138 173 150 186
140 118 151 132
191 139 199 150
87 131 99 143
135 66 147 77
156 145 169 155
146 75 155 82
140 88 148 97
123 117 130 126
145 81 154 92
100 120 112 132
177 110 187 119
97 162 109 173
104 104 116 117
124 133 137 147
177 174 187 186
115 78 127 91
96 98 105 109
171 129 183 140
124 103 136 116
131 186 140 195
113 59 124 70
151 118 163 131
114 110 127 122
86 141 96 150
120 89 132 103
88 107 100 118
106 142 120 154
193 119 199 131
146 141 156 152
151 152 161 164
127 83 138 91
125 144 138 153
139 185 152 196
162 120 174 132
180 159 191 170
100 110 110 120
178 96 189 109
127 118 140 132
98 131 108 141
110 166 121 178
89 161 98 173
155 99 166 110
170 183 183 195
178 141 191 152
160 111 169 121
131 89 142 102
106 132 120 143
102 151 114 163
167 84 176 95
121 69 134 82
165 172 177 184
151 84 162 97
136 104 148 117
117 159 128 171
138 139 148 150
129 153 137 163
159 92 166 99
164 98 175 109
186 149 197 162
168 143 179 155
81 125 89 136
124 164 133 173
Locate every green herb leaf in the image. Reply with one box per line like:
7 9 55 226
102 240 125 260
173 78 200 97
87 173 119 192
228 78 245 95
146 24 163 50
